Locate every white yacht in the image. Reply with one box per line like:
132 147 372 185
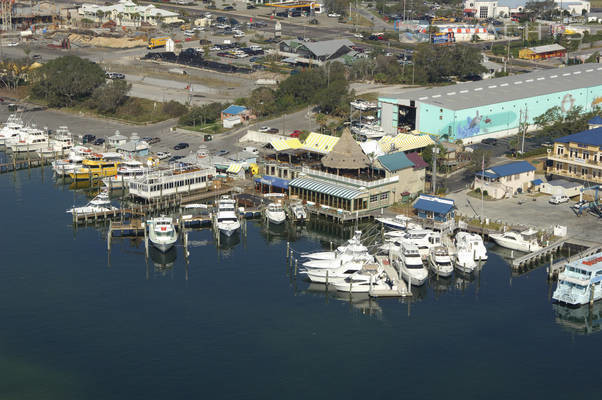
489 228 542 252
303 259 369 284
303 231 367 261
395 229 441 259
397 242 428 286
0 114 24 145
333 264 394 293
102 160 148 189
455 246 478 274
290 202 307 221
265 202 286 224
455 232 487 261
7 126 49 153
302 232 374 270
66 190 117 214
350 99 377 111
376 214 421 231
428 246 454 277
45 126 73 154
351 123 386 140
147 216 178 252
216 195 240 237
52 146 96 177
553 252 602 306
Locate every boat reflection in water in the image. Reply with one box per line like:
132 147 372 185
150 246 177 274
553 301 602 335
304 283 384 319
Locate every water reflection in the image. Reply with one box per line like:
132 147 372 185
150 246 177 274
553 302 602 335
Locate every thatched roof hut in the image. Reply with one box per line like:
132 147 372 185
321 128 370 171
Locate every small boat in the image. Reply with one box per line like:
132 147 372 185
397 242 428 286
147 216 178 252
290 202 307 221
455 246 478 274
455 232 487 261
102 159 149 189
265 202 286 224
428 246 454 277
377 214 422 231
66 190 117 214
553 252 602 306
216 195 240 237
489 228 542 252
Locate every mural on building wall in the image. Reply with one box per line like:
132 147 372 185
592 96 602 108
561 94 575 113
449 110 518 139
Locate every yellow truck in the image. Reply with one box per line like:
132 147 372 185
147 37 169 49
180 23 191 31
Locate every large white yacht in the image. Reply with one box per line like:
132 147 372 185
0 114 24 145
333 264 394 293
397 242 428 286
428 246 454 277
265 202 286 224
455 232 487 261
45 126 73 154
302 231 374 270
7 126 49 153
52 146 96 177
455 247 478 274
389 229 441 259
553 252 602 306
147 216 178 252
66 190 117 214
489 228 542 252
216 195 240 237
102 160 148 189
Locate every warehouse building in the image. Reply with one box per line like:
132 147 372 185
378 63 602 143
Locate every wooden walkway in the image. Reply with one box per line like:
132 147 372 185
72 208 144 224
0 156 58 174
511 238 568 269
369 255 411 298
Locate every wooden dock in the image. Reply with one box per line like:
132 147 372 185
0 155 58 174
72 208 144 224
369 255 411 298
511 238 568 269
548 245 602 278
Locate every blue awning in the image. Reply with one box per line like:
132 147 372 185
413 194 454 215
531 178 543 186
256 176 289 190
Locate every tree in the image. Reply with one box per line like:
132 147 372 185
246 87 276 117
469 148 492 173
162 101 188 118
179 102 226 127
30 55 105 107
89 79 131 114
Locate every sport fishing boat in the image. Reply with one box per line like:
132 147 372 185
333 264 394 293
389 229 441 259
375 214 421 231
102 160 148 189
7 126 49 153
428 246 454 278
147 216 178 252
455 232 487 261
52 146 96 177
69 159 121 181
302 231 374 270
44 126 73 155
397 242 428 286
455 246 478 274
553 252 602 306
66 190 117 214
290 201 307 222
489 228 542 252
303 259 373 284
0 114 24 145
216 195 240 237
265 202 286 224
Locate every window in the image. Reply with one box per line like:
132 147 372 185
479 6 488 18
380 192 389 200
370 194 379 203
557 146 564 155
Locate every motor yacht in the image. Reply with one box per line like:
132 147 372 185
216 195 240 237
102 160 148 189
489 228 542 252
553 252 602 306
303 231 366 261
303 259 369 284
265 202 286 224
455 232 487 261
66 190 117 214
333 264 394 293
428 246 454 277
52 146 95 177
0 114 24 145
290 202 307 221
394 229 441 259
396 242 428 286
455 246 478 274
7 126 49 153
44 126 73 154
302 232 374 270
147 216 178 252
376 214 421 231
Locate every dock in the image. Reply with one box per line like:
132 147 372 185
72 208 144 224
369 255 412 298
548 245 602 278
0 155 59 174
511 238 568 269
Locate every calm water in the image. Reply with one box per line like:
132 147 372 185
0 165 600 400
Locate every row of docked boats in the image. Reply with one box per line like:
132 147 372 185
0 114 74 154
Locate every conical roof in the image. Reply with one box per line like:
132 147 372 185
321 128 370 170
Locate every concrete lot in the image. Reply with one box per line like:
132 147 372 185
447 189 602 244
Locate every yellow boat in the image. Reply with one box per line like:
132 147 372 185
69 159 121 181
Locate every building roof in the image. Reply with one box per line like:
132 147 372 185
555 127 602 148
226 163 243 173
546 179 583 189
378 133 435 153
300 39 354 58
289 177 363 200
255 175 289 190
222 105 247 115
476 161 535 179
303 132 339 153
270 137 303 151
118 140 149 152
406 152 429 169
382 63 602 110
321 128 370 169
531 178 543 186
377 151 414 172
413 194 455 215
527 44 565 54
589 116 602 125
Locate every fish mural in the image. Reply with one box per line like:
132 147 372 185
442 111 518 139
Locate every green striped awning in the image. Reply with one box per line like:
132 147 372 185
289 177 363 200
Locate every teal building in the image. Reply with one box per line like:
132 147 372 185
378 63 602 143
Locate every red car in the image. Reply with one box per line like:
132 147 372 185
290 130 302 138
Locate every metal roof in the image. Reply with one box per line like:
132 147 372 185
527 44 565 53
546 179 583 189
377 151 414 172
222 105 247 115
588 116 602 125
406 152 429 169
289 177 363 200
255 176 289 190
301 39 354 58
413 194 454 215
555 127 602 148
475 161 535 179
386 63 602 110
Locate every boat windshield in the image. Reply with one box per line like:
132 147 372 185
560 280 586 290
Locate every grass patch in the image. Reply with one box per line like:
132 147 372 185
467 190 495 201
176 122 226 134
350 12 373 27
66 97 179 124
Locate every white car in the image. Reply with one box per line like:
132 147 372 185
193 26 205 32
6 42 19 47
353 33 363 39
549 195 569 204
328 13 341 18
184 30 195 36
156 151 172 160
233 32 245 38
259 126 271 132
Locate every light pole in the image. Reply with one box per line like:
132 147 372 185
432 146 439 195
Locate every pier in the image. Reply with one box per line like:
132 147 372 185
548 245 602 278
72 208 144 224
511 238 568 269
369 255 412 298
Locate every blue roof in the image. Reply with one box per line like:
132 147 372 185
588 116 602 125
476 161 535 179
222 105 247 115
377 151 414 172
532 178 543 186
555 127 602 148
255 175 289 190
413 194 454 215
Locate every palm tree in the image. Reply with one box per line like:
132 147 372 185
96 10 104 23
130 12 141 27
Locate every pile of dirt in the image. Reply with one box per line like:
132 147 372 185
68 34 145 48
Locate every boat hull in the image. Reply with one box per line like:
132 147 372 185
489 235 541 252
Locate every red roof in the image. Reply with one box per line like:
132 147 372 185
406 152 429 170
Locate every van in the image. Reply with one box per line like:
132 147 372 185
549 195 569 205
244 146 258 155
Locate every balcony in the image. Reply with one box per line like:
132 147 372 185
301 166 399 188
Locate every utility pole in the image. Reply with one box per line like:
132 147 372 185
432 146 439 195
521 105 528 154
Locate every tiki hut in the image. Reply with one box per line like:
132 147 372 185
321 128 370 175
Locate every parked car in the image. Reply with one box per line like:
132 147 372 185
549 195 569 205
223 6 234 11
174 142 190 150
481 138 498 145
148 137 160 145
141 137 153 143
259 126 271 132
309 19 319 25
106 72 125 79
247 4 256 9
267 128 279 134
290 130 302 138
573 200 588 210
204 134 213 142
156 151 171 160
168 155 185 163
328 13 341 17
93 138 105 145
82 134 96 144
215 149 230 156
32 54 41 60
353 33 364 39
